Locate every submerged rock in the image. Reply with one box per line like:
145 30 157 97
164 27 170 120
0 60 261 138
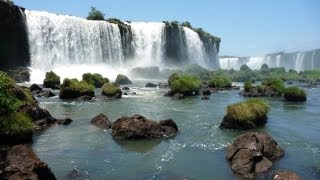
273 170 303 180
146 82 157 88
0 145 56 180
201 96 210 100
172 93 185 100
91 113 111 129
29 84 43 92
122 87 130 90
77 95 93 101
158 82 169 89
112 114 178 140
226 132 284 178
56 118 73 125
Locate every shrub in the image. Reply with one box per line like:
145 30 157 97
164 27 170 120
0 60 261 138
102 83 122 97
256 85 264 93
61 78 94 93
115 74 132 85
87 7 105 20
0 112 33 136
208 76 232 88
226 99 270 123
244 81 253 92
262 78 285 94
82 73 107 88
170 75 201 95
0 72 21 114
43 71 60 89
240 64 251 71
284 86 307 101
168 73 180 86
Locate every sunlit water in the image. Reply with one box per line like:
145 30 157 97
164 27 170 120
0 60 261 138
31 82 320 179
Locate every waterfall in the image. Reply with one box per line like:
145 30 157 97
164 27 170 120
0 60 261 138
130 22 165 67
219 49 320 71
183 27 207 66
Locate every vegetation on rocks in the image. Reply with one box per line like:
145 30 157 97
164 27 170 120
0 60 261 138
284 86 307 101
220 99 270 129
43 71 60 89
169 74 201 96
59 78 95 99
115 74 132 85
87 7 104 20
82 73 108 88
261 78 285 94
208 76 232 88
101 83 122 98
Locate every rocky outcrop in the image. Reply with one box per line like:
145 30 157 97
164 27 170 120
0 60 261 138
91 113 111 129
226 132 284 178
240 86 279 97
112 114 178 140
146 82 157 88
0 145 56 180
272 170 303 180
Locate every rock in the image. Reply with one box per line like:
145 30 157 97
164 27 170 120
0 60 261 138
164 90 174 97
158 82 169 89
56 118 73 125
78 95 93 101
202 88 211 95
226 132 284 178
91 113 111 129
273 170 303 180
115 74 132 85
201 96 210 100
172 93 185 100
59 88 94 99
19 104 52 121
0 131 33 145
122 87 130 90
66 168 89 180
0 145 56 180
6 67 30 83
29 84 43 92
112 114 178 140
146 82 157 88
40 90 55 98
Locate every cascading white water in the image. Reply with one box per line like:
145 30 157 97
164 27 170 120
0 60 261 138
25 10 125 83
295 53 305 72
183 27 207 66
130 22 165 67
219 57 241 69
246 57 265 69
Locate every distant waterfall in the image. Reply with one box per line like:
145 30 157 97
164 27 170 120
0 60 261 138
130 22 165 66
219 49 320 71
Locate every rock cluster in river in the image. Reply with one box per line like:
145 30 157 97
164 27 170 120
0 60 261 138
226 132 284 178
91 113 111 129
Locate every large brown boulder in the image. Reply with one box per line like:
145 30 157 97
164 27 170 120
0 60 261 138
91 113 111 129
0 145 56 180
226 132 284 178
112 114 178 140
273 170 303 180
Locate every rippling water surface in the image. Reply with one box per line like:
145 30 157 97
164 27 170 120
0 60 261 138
32 82 320 179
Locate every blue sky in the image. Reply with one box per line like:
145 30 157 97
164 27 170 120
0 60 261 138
14 0 320 56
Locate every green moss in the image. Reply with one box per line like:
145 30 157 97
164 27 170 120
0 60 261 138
87 7 105 20
115 74 132 85
170 75 201 95
262 78 285 94
82 73 107 88
0 72 21 114
168 73 180 86
43 71 60 88
244 81 253 92
226 99 270 123
101 83 122 97
284 86 306 101
61 78 95 93
208 76 232 88
0 112 33 136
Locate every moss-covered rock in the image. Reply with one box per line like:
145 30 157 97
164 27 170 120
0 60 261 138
169 74 201 96
168 73 180 86
244 81 253 92
43 71 60 89
59 78 95 99
101 83 122 98
208 76 232 88
82 73 108 88
220 99 270 130
261 78 285 95
284 86 307 102
115 74 132 85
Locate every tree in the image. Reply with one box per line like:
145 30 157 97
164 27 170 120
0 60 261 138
87 7 105 20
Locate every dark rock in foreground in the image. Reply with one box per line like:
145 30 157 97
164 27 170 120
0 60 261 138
112 114 178 140
91 113 111 129
273 170 303 180
56 118 73 125
0 145 56 180
226 132 284 178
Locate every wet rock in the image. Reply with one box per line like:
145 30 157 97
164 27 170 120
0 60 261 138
29 84 43 92
122 87 130 90
19 104 52 121
78 95 93 101
0 145 56 180
39 90 55 98
226 132 284 178
112 114 178 140
172 93 185 100
158 82 169 89
146 82 157 88
91 113 111 129
273 170 303 180
56 118 73 125
201 96 210 100
202 88 211 95
0 132 33 145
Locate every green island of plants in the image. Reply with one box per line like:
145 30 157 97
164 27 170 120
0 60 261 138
82 73 108 88
101 83 122 98
43 71 61 89
169 74 201 96
284 86 307 102
59 78 95 99
208 76 232 88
